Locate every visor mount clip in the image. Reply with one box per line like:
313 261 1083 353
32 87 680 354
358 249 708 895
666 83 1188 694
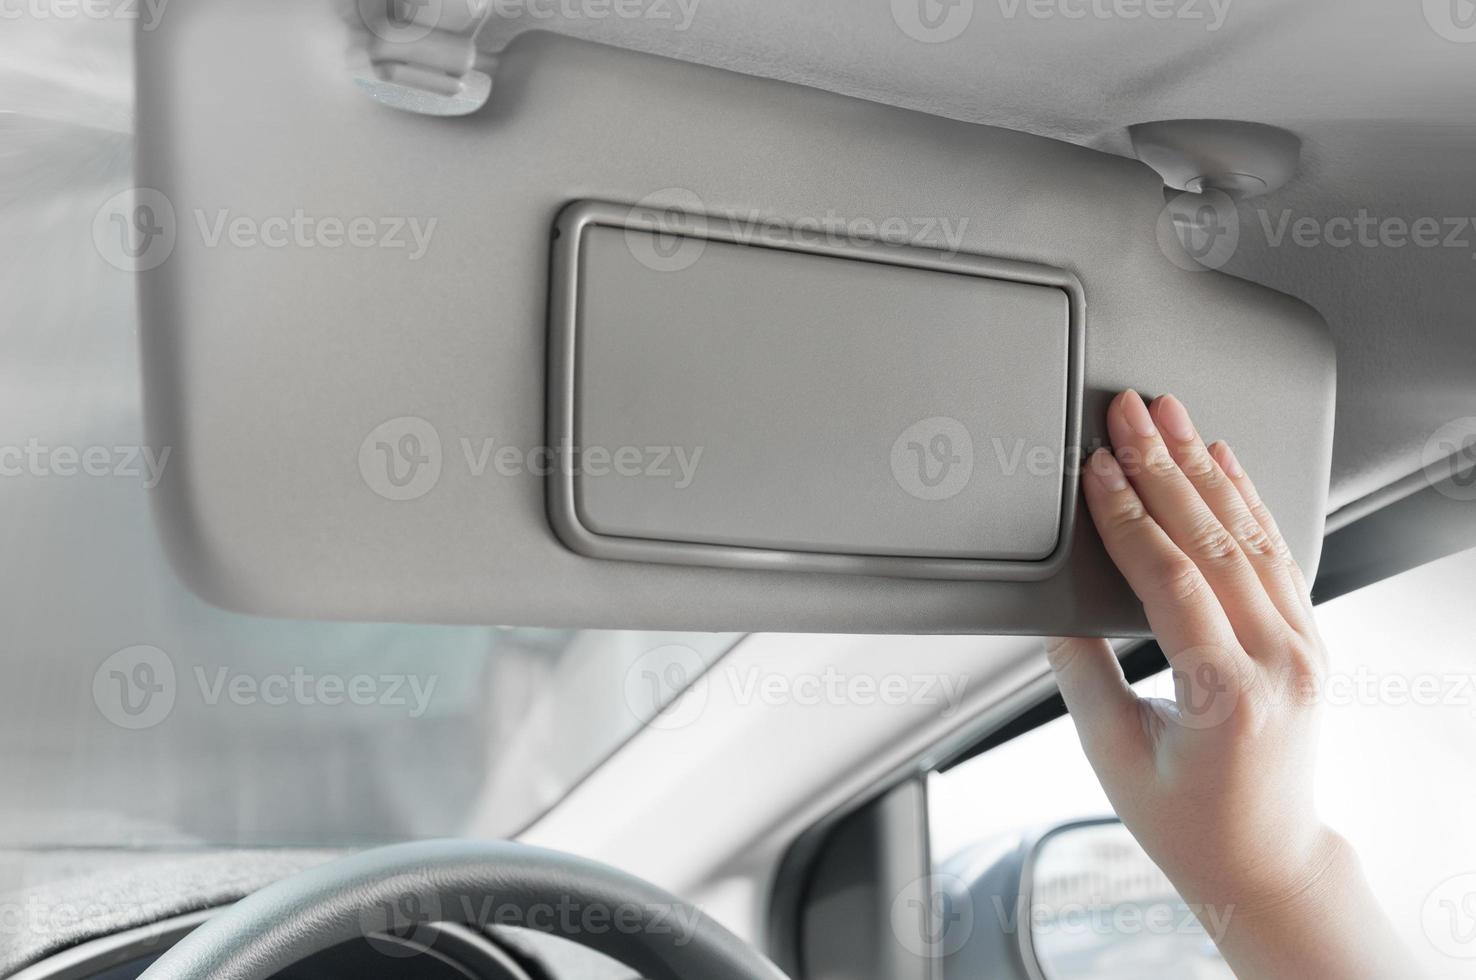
348 0 498 117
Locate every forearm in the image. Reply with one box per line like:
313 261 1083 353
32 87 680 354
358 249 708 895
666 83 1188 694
1207 831 1416 980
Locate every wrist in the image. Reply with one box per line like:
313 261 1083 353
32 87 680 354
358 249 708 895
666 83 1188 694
1207 828 1414 980
1230 824 1358 922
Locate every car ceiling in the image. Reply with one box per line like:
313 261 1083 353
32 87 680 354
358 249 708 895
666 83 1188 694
5 0 1473 515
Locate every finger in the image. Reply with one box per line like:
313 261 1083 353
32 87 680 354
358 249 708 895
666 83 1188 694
1151 395 1310 632
1045 636 1144 758
1107 391 1290 652
1210 441 1314 618
1082 449 1245 683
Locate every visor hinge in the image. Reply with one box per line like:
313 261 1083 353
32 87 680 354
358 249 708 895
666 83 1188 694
348 0 497 117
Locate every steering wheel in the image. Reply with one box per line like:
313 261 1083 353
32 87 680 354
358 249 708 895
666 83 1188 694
136 840 790 980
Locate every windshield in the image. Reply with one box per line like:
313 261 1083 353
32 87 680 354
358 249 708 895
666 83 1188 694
4 623 738 850
0 17 743 852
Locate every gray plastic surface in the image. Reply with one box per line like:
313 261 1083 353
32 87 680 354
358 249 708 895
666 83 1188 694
134 6 1335 635
796 780 934 980
1128 120 1302 198
555 203 1077 578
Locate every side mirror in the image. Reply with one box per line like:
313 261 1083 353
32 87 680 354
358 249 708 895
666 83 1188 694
1020 819 1233 980
930 817 1236 979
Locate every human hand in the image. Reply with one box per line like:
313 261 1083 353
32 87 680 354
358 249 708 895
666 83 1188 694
1047 390 1413 979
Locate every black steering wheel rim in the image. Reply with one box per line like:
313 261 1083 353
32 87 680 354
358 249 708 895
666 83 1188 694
135 840 789 980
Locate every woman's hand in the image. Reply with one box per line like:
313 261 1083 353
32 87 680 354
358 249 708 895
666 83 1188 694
1047 390 1415 980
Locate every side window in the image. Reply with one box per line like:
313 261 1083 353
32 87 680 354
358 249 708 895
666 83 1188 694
928 546 1476 980
927 717 1233 980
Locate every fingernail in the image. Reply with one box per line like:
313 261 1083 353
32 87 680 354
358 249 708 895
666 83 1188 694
1120 390 1158 438
1089 448 1129 491
1213 441 1245 478
1154 394 1196 443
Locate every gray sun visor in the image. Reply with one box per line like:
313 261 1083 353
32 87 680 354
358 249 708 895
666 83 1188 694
131 4 1334 634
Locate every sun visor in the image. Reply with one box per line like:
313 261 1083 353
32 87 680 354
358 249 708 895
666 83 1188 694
132 3 1334 634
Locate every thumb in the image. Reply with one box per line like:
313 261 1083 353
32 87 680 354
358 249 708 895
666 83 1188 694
1045 637 1141 755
